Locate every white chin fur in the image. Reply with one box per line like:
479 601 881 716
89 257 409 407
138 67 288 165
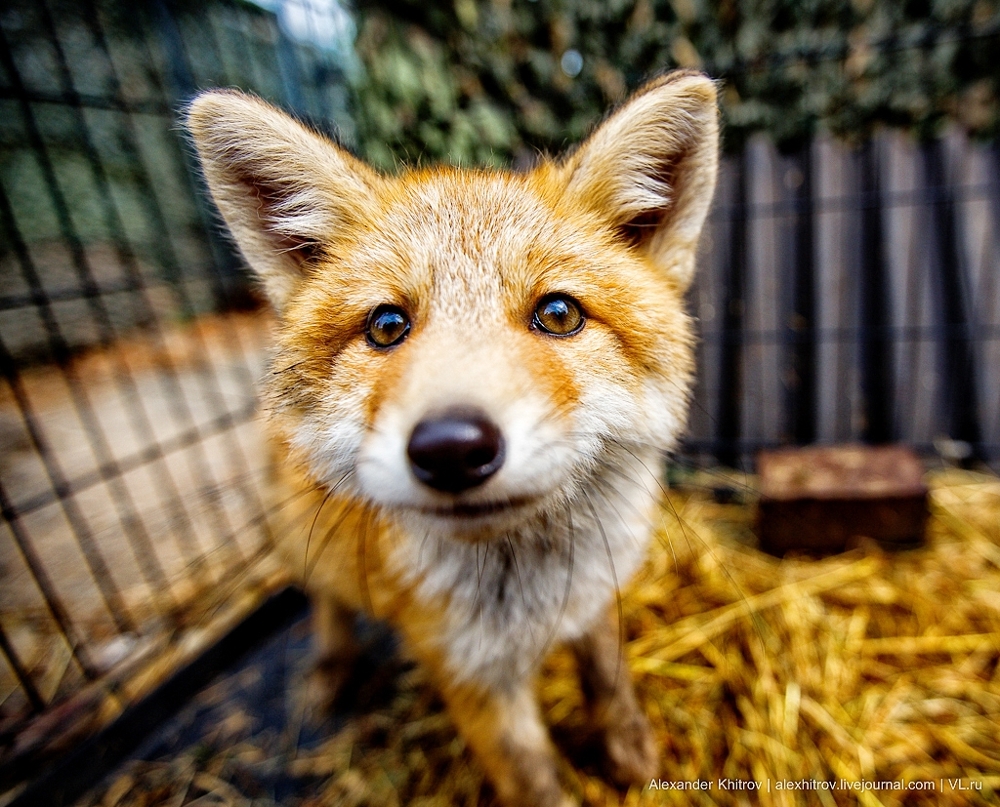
384 492 557 542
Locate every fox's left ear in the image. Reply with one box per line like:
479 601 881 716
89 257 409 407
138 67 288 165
560 71 719 291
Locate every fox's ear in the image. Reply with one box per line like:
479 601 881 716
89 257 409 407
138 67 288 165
186 91 379 312
560 71 719 291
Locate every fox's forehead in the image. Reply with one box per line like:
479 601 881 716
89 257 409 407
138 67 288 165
347 170 595 311
379 169 554 248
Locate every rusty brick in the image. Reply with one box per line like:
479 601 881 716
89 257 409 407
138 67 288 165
756 444 928 555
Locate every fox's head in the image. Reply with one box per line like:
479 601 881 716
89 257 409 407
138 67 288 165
187 72 718 541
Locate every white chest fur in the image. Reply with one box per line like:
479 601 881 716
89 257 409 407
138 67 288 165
389 449 663 688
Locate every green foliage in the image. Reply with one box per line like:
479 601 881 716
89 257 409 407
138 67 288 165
349 0 1000 165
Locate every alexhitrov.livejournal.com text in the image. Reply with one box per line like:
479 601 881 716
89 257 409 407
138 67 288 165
648 777 984 793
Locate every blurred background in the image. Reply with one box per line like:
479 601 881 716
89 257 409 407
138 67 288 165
1 0 999 804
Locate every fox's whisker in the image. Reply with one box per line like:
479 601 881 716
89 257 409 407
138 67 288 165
657 485 766 646
302 512 346 586
356 503 375 615
304 489 334 579
527 500 576 673
302 473 358 585
476 541 487 652
582 492 624 693
503 532 537 654
417 525 434 572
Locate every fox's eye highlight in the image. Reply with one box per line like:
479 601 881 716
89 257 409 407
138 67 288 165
366 305 411 348
533 294 584 337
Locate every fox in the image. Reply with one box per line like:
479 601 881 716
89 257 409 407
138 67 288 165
186 70 719 807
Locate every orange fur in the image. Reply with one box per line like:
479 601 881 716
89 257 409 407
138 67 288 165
187 70 719 807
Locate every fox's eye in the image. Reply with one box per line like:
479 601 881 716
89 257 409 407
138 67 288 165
366 305 411 348
533 294 584 337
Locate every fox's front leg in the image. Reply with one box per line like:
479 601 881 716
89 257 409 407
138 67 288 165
309 595 360 708
572 611 658 787
435 672 574 807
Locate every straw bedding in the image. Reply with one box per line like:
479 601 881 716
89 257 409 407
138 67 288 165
83 468 1000 806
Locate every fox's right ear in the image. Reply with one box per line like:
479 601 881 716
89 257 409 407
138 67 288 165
186 91 379 312
556 71 719 292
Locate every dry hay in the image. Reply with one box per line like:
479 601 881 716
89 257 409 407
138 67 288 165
562 467 1000 806
81 468 1000 807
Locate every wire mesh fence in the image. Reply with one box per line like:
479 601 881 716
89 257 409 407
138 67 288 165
0 0 352 764
0 0 999 795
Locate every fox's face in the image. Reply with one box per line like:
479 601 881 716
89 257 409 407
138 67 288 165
188 73 718 541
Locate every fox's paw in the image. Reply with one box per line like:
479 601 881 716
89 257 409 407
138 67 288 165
498 785 575 807
493 759 578 807
602 709 659 788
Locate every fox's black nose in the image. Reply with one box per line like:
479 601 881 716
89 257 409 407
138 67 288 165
407 409 504 493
